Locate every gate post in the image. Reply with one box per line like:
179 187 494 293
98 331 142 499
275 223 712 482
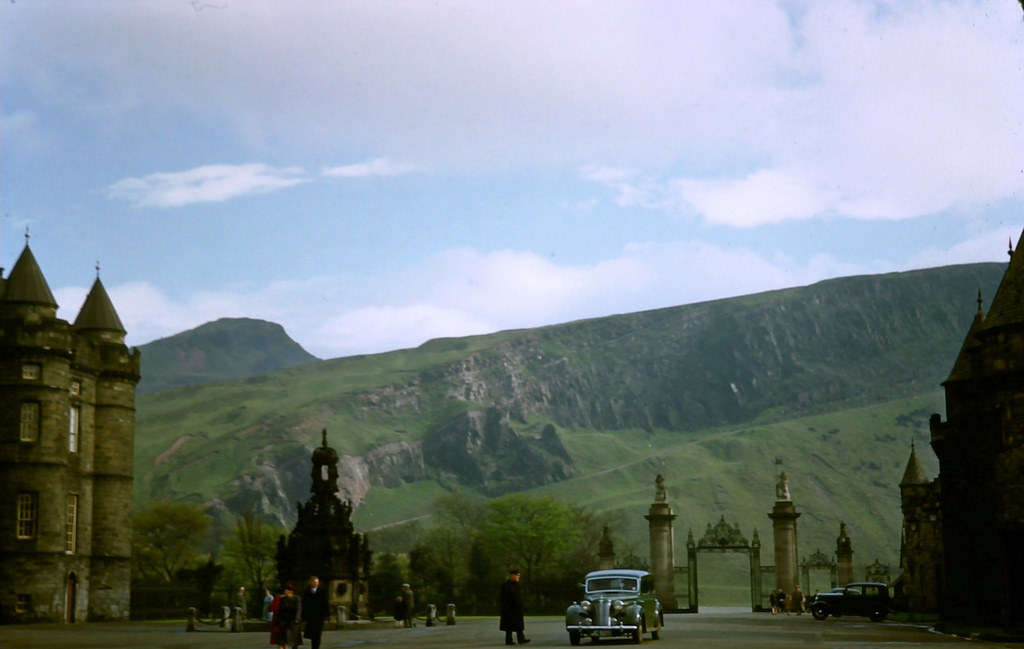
750 529 762 611
687 531 698 612
645 474 679 611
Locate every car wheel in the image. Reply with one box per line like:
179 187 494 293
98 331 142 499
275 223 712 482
569 630 581 645
632 625 643 644
650 626 660 640
869 609 887 622
811 604 829 620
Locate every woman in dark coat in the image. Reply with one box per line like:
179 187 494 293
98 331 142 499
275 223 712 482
499 570 529 645
271 584 302 649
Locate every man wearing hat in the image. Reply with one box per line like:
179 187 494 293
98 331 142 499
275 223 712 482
499 569 530 645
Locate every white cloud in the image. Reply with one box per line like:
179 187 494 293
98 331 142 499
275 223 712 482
673 169 835 227
321 158 422 179
9 0 1023 222
105 164 309 208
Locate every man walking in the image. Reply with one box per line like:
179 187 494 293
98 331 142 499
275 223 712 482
302 576 329 649
499 569 530 645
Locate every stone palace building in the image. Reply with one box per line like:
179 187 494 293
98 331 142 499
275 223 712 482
0 241 139 622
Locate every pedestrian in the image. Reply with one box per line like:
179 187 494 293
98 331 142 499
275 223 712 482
271 583 302 649
302 576 329 649
236 586 247 619
499 569 530 645
401 583 416 628
769 588 778 614
393 594 407 628
262 589 275 622
793 585 805 615
778 589 788 615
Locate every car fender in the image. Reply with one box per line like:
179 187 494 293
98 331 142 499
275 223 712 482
565 603 584 625
624 603 644 625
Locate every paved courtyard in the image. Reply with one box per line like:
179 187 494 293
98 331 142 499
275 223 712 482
2 609 1019 649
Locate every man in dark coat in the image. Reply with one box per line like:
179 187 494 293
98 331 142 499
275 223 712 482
499 569 529 645
302 576 329 649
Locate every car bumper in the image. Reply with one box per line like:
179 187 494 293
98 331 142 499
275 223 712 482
567 624 639 634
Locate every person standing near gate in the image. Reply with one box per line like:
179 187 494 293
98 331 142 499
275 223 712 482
401 583 416 627
302 575 329 649
499 569 530 645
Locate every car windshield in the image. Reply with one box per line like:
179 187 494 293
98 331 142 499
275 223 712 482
587 577 639 593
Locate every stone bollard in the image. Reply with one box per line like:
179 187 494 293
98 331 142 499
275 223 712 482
232 605 244 632
446 603 456 625
187 607 196 632
336 605 347 630
425 603 437 627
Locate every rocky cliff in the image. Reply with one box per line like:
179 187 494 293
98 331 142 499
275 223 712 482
134 262 1006 533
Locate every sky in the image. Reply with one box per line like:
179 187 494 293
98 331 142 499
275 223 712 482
2 1 1023 360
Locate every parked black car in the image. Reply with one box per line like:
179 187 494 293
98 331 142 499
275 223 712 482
810 582 890 622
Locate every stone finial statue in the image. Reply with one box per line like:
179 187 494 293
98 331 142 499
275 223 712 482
655 474 667 502
776 472 791 501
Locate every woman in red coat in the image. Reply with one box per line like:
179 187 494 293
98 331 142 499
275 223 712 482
270 584 302 648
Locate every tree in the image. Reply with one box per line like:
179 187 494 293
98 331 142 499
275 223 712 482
415 491 487 604
369 552 406 619
478 494 582 585
220 509 282 599
132 501 210 583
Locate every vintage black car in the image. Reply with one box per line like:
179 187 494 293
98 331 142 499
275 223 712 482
565 569 662 644
810 582 891 622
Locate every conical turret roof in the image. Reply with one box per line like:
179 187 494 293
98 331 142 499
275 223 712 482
0 244 57 307
900 442 930 486
945 290 985 383
74 276 126 333
980 229 1024 331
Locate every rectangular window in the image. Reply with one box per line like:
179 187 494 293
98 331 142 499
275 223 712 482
20 402 40 442
21 363 40 380
65 494 78 553
70 380 81 396
69 406 80 453
15 594 31 614
16 493 37 539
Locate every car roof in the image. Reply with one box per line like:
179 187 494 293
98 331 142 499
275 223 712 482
845 582 889 587
585 569 650 579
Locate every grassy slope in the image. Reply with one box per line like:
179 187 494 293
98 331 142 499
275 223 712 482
135 332 528 500
133 264 992 604
352 392 943 604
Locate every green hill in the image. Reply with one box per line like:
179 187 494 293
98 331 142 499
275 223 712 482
133 262 1004 578
136 317 318 393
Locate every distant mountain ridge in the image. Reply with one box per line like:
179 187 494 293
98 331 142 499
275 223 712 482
132 262 1007 566
136 317 318 393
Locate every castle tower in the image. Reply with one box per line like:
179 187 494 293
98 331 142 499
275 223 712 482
0 243 139 623
897 441 942 613
930 232 1024 627
768 471 800 594
835 521 853 587
74 275 140 619
644 474 678 610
